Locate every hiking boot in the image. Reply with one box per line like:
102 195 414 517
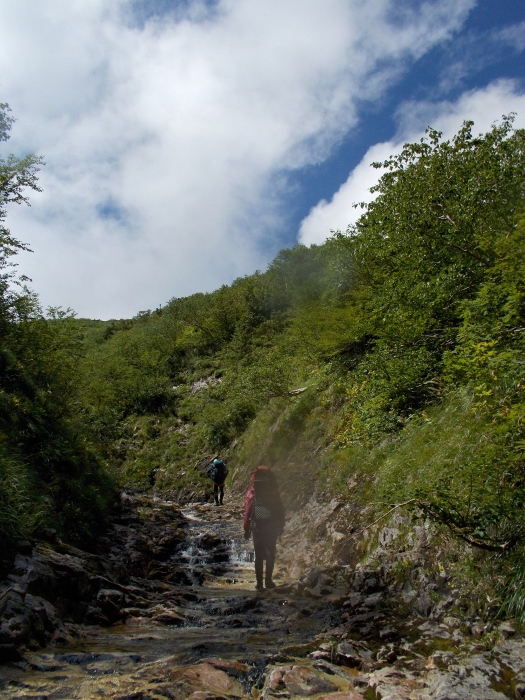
265 580 276 589
255 583 264 591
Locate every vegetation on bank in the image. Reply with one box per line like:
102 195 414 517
0 104 114 566
1 102 524 616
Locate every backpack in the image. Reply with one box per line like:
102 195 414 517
207 459 228 483
252 501 272 522
250 470 274 524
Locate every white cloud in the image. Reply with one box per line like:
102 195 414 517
299 80 525 246
497 21 525 53
1 0 476 317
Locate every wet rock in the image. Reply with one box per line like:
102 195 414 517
55 652 117 665
96 587 126 622
265 663 339 696
2 492 525 700
311 658 361 683
0 586 63 652
202 657 251 678
151 608 185 625
198 533 224 550
169 661 245 696
342 611 386 638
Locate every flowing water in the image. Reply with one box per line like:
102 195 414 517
3 497 524 698
0 500 337 698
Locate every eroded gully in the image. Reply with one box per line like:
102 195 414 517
2 492 525 699
0 494 345 699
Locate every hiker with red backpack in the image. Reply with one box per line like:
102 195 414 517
243 466 285 591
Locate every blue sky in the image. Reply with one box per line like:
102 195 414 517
0 0 524 319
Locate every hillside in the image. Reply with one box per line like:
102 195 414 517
2 113 525 623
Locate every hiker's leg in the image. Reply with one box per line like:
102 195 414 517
253 533 265 590
213 484 219 505
254 558 264 590
265 536 277 588
219 484 224 504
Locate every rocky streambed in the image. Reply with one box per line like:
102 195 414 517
1 491 525 698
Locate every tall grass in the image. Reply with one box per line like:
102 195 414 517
0 446 50 560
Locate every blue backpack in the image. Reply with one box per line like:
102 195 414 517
207 459 228 483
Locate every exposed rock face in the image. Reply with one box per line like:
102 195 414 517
0 491 190 658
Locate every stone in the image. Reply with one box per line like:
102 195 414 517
336 641 372 669
515 683 525 698
201 657 251 678
266 664 339 696
169 662 244 696
497 621 516 638
151 608 185 625
413 592 433 616
426 655 509 700
493 639 525 674
96 588 125 622
367 666 421 700
376 644 397 664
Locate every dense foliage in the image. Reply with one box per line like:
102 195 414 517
0 104 114 566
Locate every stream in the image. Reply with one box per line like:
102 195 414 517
2 493 525 699
0 496 342 699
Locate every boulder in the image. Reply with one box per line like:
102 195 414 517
169 662 245 696
265 664 339 696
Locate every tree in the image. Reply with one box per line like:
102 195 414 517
0 105 113 561
332 116 525 441
0 102 44 330
350 116 525 343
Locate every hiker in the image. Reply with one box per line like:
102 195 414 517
207 458 228 506
243 465 285 591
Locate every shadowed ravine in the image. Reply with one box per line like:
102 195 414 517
2 493 525 699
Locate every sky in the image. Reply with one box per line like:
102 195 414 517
1 0 524 320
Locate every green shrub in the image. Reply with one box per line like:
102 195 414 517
377 390 525 551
